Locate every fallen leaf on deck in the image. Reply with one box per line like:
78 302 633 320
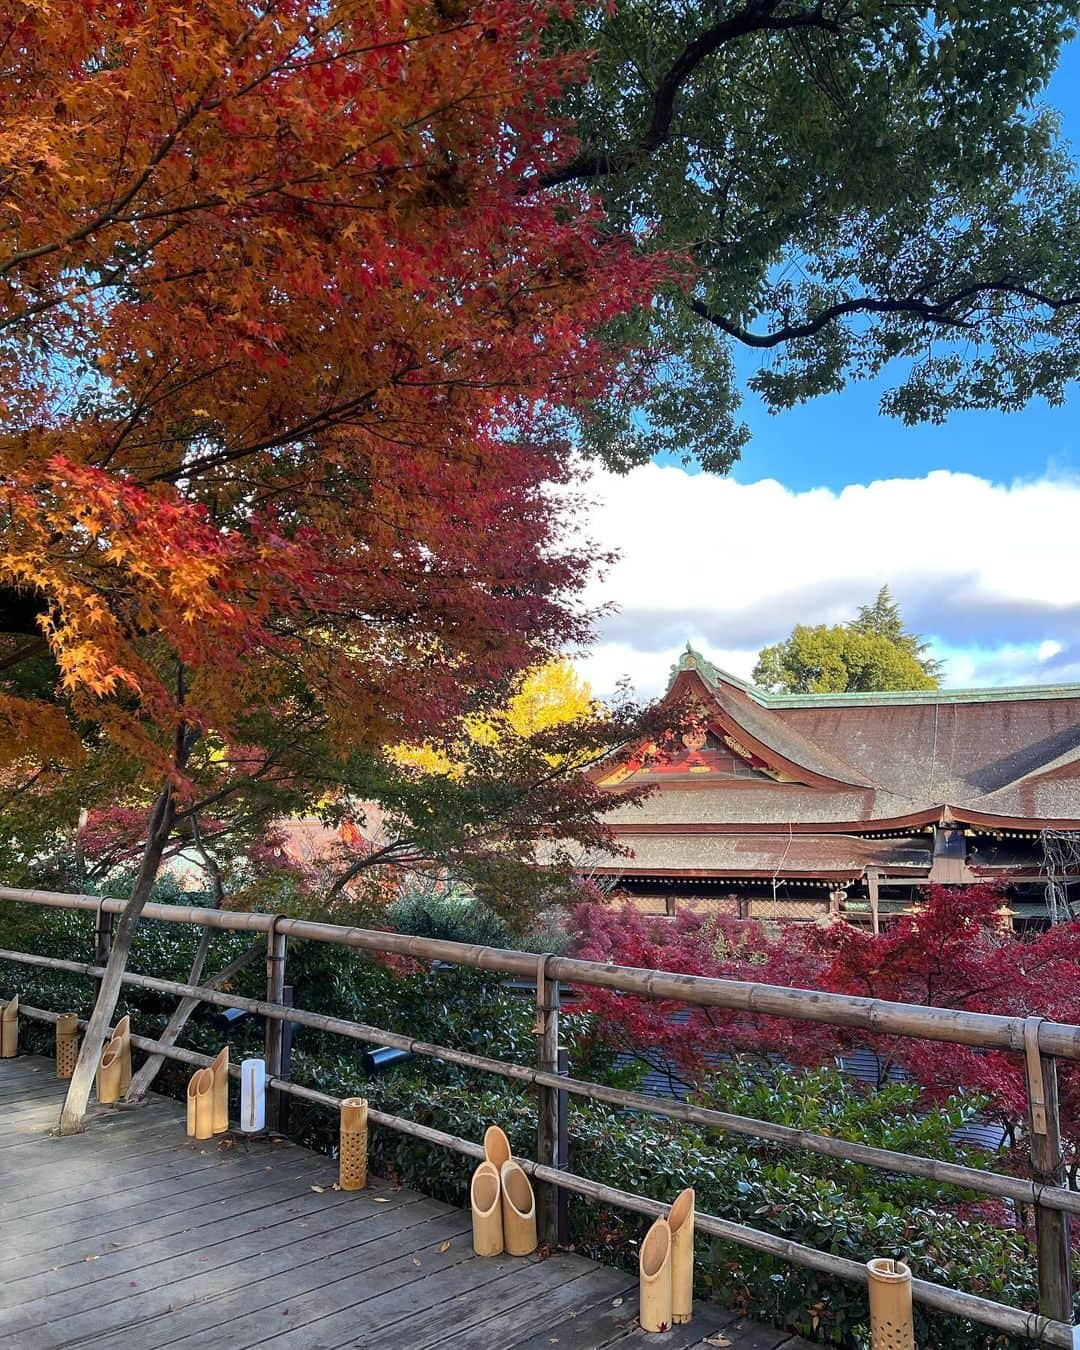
438 1241 451 1253
704 1337 732 1346
611 1297 623 1307
413 1257 422 1267
310 1184 325 1193
374 1196 391 1204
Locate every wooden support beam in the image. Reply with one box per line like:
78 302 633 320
535 954 560 1247
1023 1017 1074 1324
264 919 288 1134
125 935 265 1101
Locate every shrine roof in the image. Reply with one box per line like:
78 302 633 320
605 645 1080 830
582 831 933 881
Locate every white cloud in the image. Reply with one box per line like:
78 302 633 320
565 464 1080 700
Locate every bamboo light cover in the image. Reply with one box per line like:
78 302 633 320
210 1047 230 1134
339 1096 369 1190
239 1058 266 1133
113 1015 132 1095
470 1161 504 1256
483 1124 511 1170
56 1014 78 1079
1 994 18 1058
96 1037 123 1104
499 1159 537 1256
639 1216 673 1333
186 1067 215 1139
867 1258 915 1350
668 1187 695 1324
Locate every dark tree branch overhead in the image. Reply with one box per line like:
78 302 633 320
530 1 846 191
690 280 1080 348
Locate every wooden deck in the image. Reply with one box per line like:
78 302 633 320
0 1058 813 1350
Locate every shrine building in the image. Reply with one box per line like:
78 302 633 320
585 646 1080 926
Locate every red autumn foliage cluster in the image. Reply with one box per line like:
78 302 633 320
1 0 674 775
569 886 1080 1165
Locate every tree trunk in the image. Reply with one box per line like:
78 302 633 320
58 779 176 1135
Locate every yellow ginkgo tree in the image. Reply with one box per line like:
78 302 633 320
391 660 603 780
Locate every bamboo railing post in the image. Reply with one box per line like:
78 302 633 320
264 918 288 1134
277 983 295 1136
1023 1018 1074 1324
535 954 560 1247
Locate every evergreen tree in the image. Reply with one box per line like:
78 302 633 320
753 589 941 693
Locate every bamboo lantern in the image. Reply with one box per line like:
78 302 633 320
210 1047 229 1134
239 1058 266 1133
56 1014 79 1079
668 1187 695 1324
186 1067 214 1139
483 1124 511 1170
96 1037 123 1104
339 1096 369 1190
1 994 18 1058
638 1216 673 1334
470 1161 504 1256
867 1258 915 1350
113 1015 132 1095
499 1159 537 1256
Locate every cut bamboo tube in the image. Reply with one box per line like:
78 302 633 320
114 1015 131 1095
483 1124 511 1169
867 1258 914 1350
470 1161 504 1256
499 1159 537 1256
1 994 18 1058
339 1096 368 1190
210 1047 229 1134
186 1067 200 1136
639 1216 673 1333
96 1037 123 1104
56 1014 78 1079
668 1187 695 1324
190 1067 214 1140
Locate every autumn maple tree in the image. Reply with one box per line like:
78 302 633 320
571 888 1080 1180
0 0 671 1129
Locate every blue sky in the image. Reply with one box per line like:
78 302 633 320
581 42 1080 698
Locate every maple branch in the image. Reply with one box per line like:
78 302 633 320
324 838 430 901
0 636 46 671
528 1 846 191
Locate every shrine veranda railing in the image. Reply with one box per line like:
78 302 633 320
1 884 1078 1346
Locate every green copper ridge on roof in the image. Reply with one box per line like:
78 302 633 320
670 642 1080 708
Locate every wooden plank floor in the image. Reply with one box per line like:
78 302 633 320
0 1058 814 1350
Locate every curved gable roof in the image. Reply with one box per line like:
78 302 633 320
642 645 1080 829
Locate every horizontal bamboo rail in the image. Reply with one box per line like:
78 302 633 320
14 1001 1076 1349
4 945 1079 1220
4 887 1078 1342
4 885 1080 1060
